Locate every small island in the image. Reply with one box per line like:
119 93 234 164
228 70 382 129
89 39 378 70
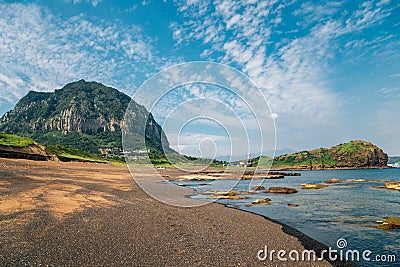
253 140 388 170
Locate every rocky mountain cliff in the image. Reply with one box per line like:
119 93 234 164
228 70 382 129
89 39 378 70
0 80 171 154
257 140 388 170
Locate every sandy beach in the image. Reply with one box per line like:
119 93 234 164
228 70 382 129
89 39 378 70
0 158 339 266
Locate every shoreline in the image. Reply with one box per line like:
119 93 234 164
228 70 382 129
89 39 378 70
218 202 358 267
173 176 359 266
0 158 350 265
163 169 359 266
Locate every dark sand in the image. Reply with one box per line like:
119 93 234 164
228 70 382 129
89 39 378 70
0 158 340 266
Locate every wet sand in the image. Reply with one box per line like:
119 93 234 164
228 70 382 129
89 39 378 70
0 158 337 266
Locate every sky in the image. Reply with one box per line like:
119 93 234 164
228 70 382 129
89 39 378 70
0 0 399 157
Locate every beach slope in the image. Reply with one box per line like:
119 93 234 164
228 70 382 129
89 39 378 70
0 158 334 266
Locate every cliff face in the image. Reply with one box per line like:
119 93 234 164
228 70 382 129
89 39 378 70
329 140 388 168
271 140 388 170
0 80 171 154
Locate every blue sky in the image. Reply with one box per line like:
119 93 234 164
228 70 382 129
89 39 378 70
0 0 399 157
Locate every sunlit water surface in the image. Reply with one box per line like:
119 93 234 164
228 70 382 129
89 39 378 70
171 168 400 266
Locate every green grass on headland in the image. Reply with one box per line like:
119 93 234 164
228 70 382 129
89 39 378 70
253 140 387 169
0 132 35 147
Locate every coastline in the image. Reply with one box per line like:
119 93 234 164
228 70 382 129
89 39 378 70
218 202 358 267
269 166 390 171
0 158 344 266
167 167 359 266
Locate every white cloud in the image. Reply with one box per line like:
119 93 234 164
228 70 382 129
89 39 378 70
377 0 391 6
0 2 163 115
64 0 103 7
342 0 392 33
293 1 343 27
171 0 396 151
168 132 232 157
171 0 340 122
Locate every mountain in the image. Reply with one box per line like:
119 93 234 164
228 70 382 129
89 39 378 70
255 140 388 170
0 80 171 155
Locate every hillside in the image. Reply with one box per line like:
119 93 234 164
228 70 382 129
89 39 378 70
0 132 55 161
255 140 388 170
0 80 171 155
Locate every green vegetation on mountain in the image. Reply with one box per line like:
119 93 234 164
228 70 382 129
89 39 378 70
0 132 34 147
254 140 388 169
0 80 171 155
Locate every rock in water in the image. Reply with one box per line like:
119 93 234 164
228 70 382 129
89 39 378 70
245 198 272 207
252 198 271 205
375 217 400 230
266 187 298 194
251 186 266 191
301 183 327 189
325 178 342 184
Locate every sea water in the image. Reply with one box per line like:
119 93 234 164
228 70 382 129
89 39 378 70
174 168 400 266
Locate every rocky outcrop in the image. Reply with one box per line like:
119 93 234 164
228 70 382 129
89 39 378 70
200 190 249 200
385 181 400 191
271 140 388 170
245 198 271 207
251 186 266 191
301 183 327 189
266 187 298 194
375 217 400 230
